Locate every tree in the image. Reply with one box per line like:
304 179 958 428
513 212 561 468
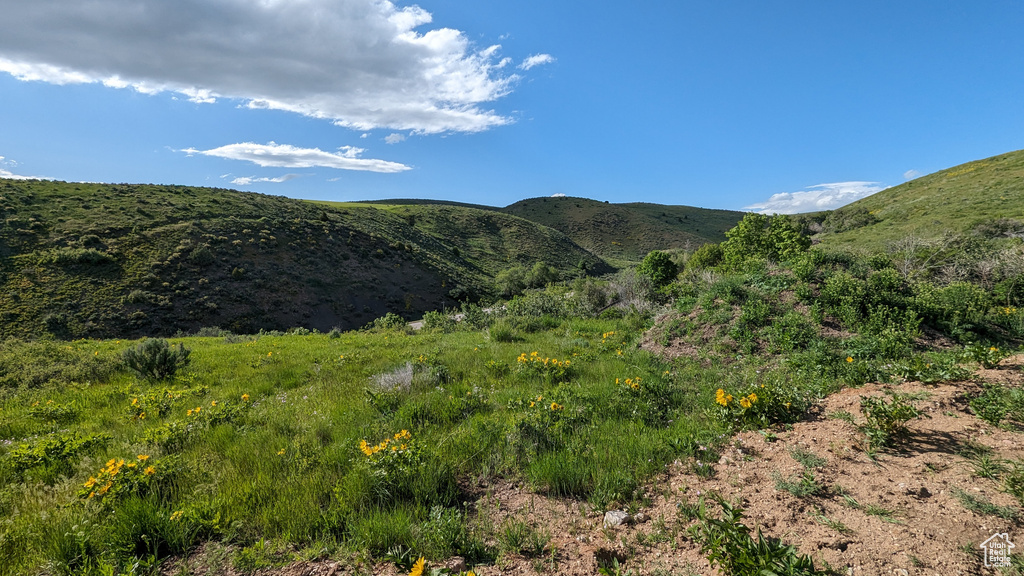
721 213 810 267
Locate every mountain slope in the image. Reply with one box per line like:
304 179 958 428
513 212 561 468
815 149 1024 251
500 196 745 262
0 180 606 339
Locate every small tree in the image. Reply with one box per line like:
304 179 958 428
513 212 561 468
525 261 558 289
721 213 810 267
637 250 679 288
495 265 527 298
122 338 191 380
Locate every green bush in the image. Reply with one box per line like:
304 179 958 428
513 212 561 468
688 243 724 270
637 250 679 288
121 339 191 380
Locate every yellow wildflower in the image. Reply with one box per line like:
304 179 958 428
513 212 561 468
144 466 156 476
748 393 757 403
137 454 150 461
409 557 426 576
241 393 250 402
211 400 217 407
277 449 286 456
739 397 751 409
170 510 184 521
846 356 853 363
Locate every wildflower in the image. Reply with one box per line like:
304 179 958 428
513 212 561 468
359 440 372 456
186 409 193 416
748 393 757 403
550 402 563 411
846 356 853 363
241 393 250 402
144 466 156 476
137 454 150 461
170 510 184 522
990 346 998 352
277 449 286 456
84 477 97 488
268 351 273 357
211 400 217 407
131 398 139 406
409 557 426 576
139 412 146 420
739 397 751 409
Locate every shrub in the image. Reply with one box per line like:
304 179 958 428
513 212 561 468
122 339 191 380
688 494 826 576
687 243 724 270
860 393 923 450
721 213 810 268
421 311 457 333
637 250 679 288
369 312 407 331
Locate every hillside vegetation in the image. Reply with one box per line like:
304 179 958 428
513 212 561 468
502 196 745 263
0 180 606 339
815 148 1024 252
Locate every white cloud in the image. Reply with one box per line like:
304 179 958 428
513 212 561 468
0 0 531 133
384 133 407 145
230 174 301 186
519 54 555 70
903 169 921 181
0 156 44 180
184 142 411 173
744 181 886 214
551 193 566 197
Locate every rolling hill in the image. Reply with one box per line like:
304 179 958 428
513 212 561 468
0 180 607 339
501 196 746 262
814 148 1024 252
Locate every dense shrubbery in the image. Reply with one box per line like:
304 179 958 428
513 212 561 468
121 339 191 380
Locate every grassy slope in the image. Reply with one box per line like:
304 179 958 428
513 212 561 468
0 180 605 339
500 196 745 263
816 149 1024 252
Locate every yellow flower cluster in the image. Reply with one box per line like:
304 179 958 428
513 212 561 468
186 406 202 417
517 351 571 368
601 331 616 342
83 455 155 499
617 377 642 390
715 389 733 407
360 429 412 456
716 389 758 409
1003 307 1018 315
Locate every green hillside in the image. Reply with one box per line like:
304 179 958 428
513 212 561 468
815 149 1024 252
0 180 606 339
501 196 745 262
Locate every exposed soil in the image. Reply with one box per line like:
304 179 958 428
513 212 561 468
165 361 1024 576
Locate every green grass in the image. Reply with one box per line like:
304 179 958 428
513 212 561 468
0 311 736 574
816 148 1024 252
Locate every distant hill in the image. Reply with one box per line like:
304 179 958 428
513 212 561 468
814 149 1024 252
500 196 744 262
0 180 606 339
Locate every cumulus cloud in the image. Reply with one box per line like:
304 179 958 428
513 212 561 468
0 0 528 133
744 182 886 214
519 54 555 70
551 193 566 197
230 174 301 186
384 133 407 145
184 142 411 173
903 169 922 181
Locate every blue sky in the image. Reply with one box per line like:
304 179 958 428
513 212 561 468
1 1 1023 213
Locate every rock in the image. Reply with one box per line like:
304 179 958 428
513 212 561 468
603 510 632 527
918 486 932 498
634 512 648 523
442 557 466 573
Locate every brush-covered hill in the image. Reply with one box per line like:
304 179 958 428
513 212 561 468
0 180 607 339
501 196 746 263
814 149 1024 252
